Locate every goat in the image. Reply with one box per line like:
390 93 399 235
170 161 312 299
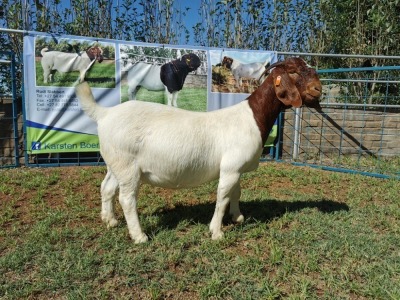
221 55 271 89
75 57 322 243
41 46 103 84
127 53 201 107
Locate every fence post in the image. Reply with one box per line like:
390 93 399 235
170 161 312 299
293 107 302 160
10 51 20 167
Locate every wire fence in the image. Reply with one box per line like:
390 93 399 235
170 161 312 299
0 50 20 168
276 63 400 179
0 29 399 179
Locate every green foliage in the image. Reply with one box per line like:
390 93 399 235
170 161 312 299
1 0 399 55
1 0 400 103
193 0 325 51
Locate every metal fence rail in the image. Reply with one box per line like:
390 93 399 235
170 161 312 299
275 65 400 179
26 151 104 167
0 51 20 168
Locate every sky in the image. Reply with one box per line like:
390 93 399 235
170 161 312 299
178 0 202 44
45 0 203 45
1 0 205 46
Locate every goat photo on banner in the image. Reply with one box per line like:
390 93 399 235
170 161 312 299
35 36 116 88
120 45 207 111
207 50 277 111
211 50 275 94
23 32 277 158
24 35 119 155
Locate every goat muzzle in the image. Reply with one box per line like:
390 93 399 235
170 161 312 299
304 81 322 109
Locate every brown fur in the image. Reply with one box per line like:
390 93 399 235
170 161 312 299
86 46 103 62
221 56 234 69
248 57 322 144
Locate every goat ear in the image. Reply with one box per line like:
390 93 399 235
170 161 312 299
274 73 302 108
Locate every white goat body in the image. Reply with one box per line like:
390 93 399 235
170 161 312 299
77 83 261 242
127 63 165 98
75 57 322 243
95 100 261 188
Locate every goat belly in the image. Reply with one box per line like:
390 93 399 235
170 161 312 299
140 166 220 189
160 63 186 93
137 145 222 188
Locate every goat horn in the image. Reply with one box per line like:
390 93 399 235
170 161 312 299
258 60 286 82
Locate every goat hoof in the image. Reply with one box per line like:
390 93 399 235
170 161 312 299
232 214 244 224
133 233 149 244
107 218 119 228
211 231 224 240
101 214 119 228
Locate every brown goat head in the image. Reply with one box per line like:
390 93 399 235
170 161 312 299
86 46 104 63
262 57 322 109
221 56 234 70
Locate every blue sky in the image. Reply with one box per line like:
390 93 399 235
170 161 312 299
163 0 203 45
166 0 201 45
57 0 204 45
178 0 202 26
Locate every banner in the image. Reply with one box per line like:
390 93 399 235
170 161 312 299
23 33 277 154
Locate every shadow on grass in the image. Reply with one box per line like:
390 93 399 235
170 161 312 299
155 198 349 230
87 77 116 84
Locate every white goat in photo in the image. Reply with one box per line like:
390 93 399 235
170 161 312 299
41 46 103 84
221 55 271 89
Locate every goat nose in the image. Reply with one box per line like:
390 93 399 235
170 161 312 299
311 82 322 91
313 86 322 95
307 82 322 98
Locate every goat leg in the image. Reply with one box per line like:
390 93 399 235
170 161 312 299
100 169 119 228
210 172 241 240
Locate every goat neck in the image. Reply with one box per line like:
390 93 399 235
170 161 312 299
247 75 283 145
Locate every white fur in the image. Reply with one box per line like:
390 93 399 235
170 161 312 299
75 57 323 243
75 82 263 243
230 58 271 88
126 62 179 107
41 48 101 83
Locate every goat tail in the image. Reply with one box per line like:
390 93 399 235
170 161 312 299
41 48 49 56
75 82 107 122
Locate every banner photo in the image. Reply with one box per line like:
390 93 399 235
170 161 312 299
208 49 277 110
119 44 207 110
23 33 277 154
24 34 118 154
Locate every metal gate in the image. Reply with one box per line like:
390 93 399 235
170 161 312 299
275 62 400 179
0 50 20 168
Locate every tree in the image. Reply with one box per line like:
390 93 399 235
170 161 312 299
1 0 400 102
315 0 400 104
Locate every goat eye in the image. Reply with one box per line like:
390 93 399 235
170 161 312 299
289 72 300 79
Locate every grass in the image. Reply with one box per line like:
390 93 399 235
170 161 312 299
35 59 116 88
0 162 399 299
120 85 208 112
295 152 400 178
